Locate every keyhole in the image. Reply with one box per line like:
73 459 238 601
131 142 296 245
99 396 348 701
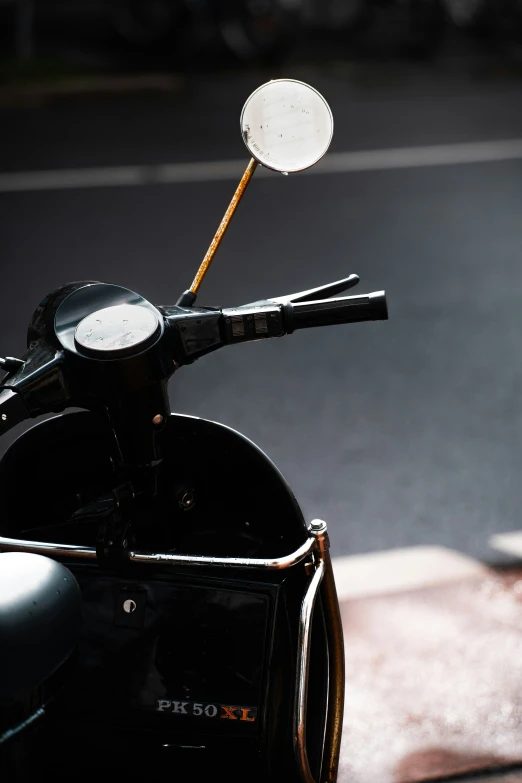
123 599 137 614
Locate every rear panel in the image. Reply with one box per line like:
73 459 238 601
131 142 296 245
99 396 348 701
0 412 327 780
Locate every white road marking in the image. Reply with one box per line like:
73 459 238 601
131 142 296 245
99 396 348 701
489 531 522 559
1 138 522 193
332 545 488 601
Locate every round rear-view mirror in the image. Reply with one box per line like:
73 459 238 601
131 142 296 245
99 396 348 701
240 79 334 173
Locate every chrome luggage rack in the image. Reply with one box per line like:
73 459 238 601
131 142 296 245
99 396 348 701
0 532 315 569
0 521 344 783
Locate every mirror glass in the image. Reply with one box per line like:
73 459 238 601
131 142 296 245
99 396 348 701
240 79 334 173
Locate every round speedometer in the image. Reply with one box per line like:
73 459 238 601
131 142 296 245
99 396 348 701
74 304 160 356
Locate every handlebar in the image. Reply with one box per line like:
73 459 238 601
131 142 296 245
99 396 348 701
0 276 388 441
219 290 387 345
285 291 387 333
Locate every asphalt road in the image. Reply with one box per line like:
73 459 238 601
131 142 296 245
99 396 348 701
2 63 522 563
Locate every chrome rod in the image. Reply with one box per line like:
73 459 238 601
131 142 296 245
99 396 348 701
0 537 97 559
310 520 345 783
293 557 325 783
129 537 314 569
0 535 315 570
318 551 345 782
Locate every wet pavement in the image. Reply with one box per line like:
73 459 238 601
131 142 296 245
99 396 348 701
2 64 522 783
337 563 522 783
2 64 522 566
3 29 522 783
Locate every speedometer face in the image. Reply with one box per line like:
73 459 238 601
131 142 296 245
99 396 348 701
74 304 159 354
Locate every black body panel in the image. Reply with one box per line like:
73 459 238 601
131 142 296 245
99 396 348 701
0 412 328 781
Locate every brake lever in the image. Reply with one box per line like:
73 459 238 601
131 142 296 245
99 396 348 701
245 274 360 308
0 356 25 375
0 345 67 436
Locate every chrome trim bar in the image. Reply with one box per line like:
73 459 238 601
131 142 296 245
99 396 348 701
0 537 97 559
0 535 315 570
293 557 325 783
129 537 315 569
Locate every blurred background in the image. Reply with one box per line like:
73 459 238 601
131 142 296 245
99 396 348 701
1 1 522 566
3 5 522 782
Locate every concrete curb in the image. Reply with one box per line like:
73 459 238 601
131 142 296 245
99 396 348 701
332 545 489 601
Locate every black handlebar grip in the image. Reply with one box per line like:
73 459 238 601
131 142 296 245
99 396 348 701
286 291 387 333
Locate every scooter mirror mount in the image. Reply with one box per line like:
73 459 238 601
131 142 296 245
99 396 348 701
176 79 334 308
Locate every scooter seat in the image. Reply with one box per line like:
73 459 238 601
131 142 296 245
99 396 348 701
0 552 82 704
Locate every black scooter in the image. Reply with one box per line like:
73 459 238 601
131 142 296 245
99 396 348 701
0 80 387 782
